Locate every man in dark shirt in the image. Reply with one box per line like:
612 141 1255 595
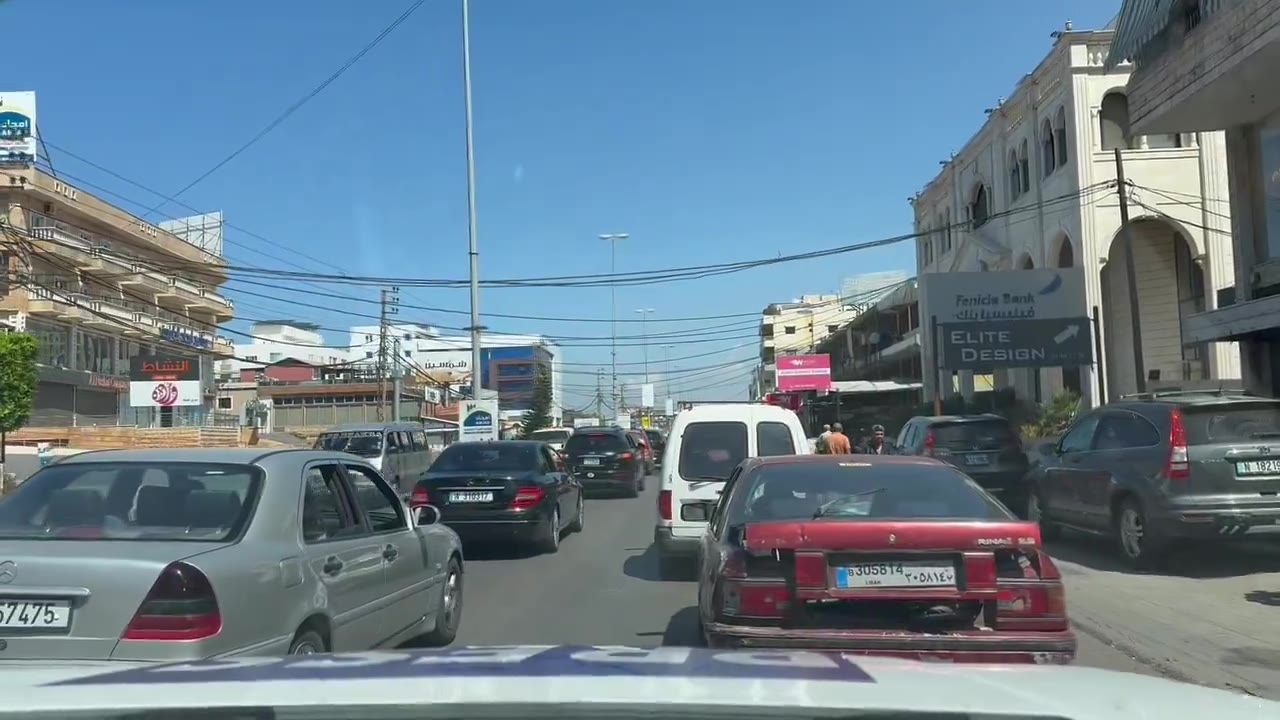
856 424 889 455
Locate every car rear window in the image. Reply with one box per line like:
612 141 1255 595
529 429 571 442
930 419 1018 450
564 432 628 454
678 421 748 481
730 461 1010 523
0 462 260 542
1182 402 1280 445
645 429 663 443
315 430 383 458
756 421 797 456
430 443 538 472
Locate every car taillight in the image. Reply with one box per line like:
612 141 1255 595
1165 409 1190 480
618 452 634 462
794 551 827 588
923 429 936 456
122 562 222 641
718 549 791 618
658 490 673 521
510 486 544 511
410 486 430 508
996 552 1068 631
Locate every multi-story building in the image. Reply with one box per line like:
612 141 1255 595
0 166 235 426
218 321 349 377
839 271 912 312
1105 0 1280 394
910 18 1240 407
756 294 860 396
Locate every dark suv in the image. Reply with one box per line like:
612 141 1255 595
1026 390 1280 568
895 414 1029 509
561 426 645 497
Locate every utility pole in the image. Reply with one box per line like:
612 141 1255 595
599 233 628 413
594 368 605 421
1114 149 1146 395
392 339 403 422
462 0 484 400
376 287 401 421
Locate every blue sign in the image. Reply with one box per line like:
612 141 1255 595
0 111 31 140
161 326 212 351
49 646 875 685
463 410 492 428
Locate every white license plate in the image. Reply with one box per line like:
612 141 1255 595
449 491 494 503
582 458 601 466
964 454 991 466
835 563 957 589
0 599 72 629
1236 459 1280 476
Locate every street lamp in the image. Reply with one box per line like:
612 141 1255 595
662 343 674 410
635 308 655 385
599 233 628 410
462 0 483 399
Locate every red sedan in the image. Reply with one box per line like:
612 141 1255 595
693 454 1076 664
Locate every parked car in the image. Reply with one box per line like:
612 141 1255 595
314 422 434 495
1026 390 1280 568
0 448 463 661
694 454 1075 664
894 414 1029 510
628 429 657 475
527 427 574 454
644 428 667 463
411 440 583 554
561 426 646 497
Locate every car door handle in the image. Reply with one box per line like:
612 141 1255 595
382 544 399 562
322 557 344 576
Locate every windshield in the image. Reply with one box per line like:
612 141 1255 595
931 419 1018 451
315 431 384 458
563 432 628 454
731 461 1010 523
1183 402 1280 444
645 429 663 443
0 463 260 541
430 443 539 472
529 429 571 442
679 421 748 481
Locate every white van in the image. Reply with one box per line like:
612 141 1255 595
653 403 809 578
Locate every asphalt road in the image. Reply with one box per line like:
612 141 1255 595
454 475 1160 677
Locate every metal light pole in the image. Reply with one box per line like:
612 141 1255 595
662 343 674 409
462 0 483 399
599 233 628 411
635 308 654 384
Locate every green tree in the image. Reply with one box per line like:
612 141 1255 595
0 331 39 477
519 364 554 438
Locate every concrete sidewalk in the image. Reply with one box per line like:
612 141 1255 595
1053 536 1280 699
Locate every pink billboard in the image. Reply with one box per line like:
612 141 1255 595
776 354 832 392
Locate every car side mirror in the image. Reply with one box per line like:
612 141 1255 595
413 504 441 526
1039 441 1058 456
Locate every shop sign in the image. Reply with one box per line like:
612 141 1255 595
160 325 212 351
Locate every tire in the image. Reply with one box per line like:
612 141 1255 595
1114 496 1166 570
419 557 463 646
537 507 561 554
1027 487 1061 541
567 493 585 533
288 629 326 655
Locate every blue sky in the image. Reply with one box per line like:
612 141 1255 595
8 0 1119 407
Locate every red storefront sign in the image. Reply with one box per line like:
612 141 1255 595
776 354 832 392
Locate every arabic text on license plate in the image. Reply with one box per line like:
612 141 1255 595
0 600 72 629
449 491 494 503
836 563 957 589
582 458 601 466
1235 459 1280 476
964 454 990 466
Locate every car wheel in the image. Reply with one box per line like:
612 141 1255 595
567 493 585 533
537 508 561 554
288 629 326 655
1027 487 1061 541
420 557 463 646
1114 496 1166 569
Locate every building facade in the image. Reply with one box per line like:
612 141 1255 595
1106 0 1280 395
756 295 860 396
1 166 235 426
911 20 1240 407
218 321 348 376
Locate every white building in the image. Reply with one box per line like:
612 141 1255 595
756 295 861 396
217 321 349 377
1105 0 1280 395
911 19 1240 407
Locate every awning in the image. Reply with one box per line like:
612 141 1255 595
1182 294 1280 343
1104 0 1178 71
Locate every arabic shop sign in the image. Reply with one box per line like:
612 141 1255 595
129 354 202 382
160 325 213 351
0 92 37 165
919 268 1087 324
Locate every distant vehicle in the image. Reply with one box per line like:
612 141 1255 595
561 427 646 497
0 448 463 661
643 428 667 462
894 414 1029 510
1027 390 1280 568
655 403 808 579
412 441 584 554
314 422 433 494
528 427 574 453
695 454 1075 664
627 429 656 475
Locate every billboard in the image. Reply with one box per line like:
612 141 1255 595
130 380 202 408
460 399 499 442
159 212 224 258
919 269 1093 371
776 354 832 392
416 349 472 385
640 383 655 408
129 355 201 382
0 92 37 165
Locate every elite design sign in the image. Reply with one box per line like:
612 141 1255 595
940 318 1093 371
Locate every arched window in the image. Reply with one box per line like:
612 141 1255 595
1100 93 1131 151
1054 106 1068 167
1041 119 1056 176
943 208 953 251
936 213 946 255
971 184 990 228
1018 140 1031 193
919 228 933 265
1008 150 1021 202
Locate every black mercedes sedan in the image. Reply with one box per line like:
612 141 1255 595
410 440 584 554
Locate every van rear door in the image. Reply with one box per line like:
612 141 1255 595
670 420 749 539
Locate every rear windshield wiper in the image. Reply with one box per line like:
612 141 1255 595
687 475 728 482
813 488 886 519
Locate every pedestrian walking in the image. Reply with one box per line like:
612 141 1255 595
826 423 852 454
816 424 832 454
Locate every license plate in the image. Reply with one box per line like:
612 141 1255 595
1236 459 1280 476
449 491 494 503
0 600 72 629
582 458 601 466
836 563 957 589
964 454 990 466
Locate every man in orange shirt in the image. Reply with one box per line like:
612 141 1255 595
826 423 852 454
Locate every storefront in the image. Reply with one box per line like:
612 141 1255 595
29 366 128 427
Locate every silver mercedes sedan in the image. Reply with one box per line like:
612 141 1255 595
0 447 464 661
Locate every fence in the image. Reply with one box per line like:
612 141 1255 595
24 408 241 429
4 425 241 449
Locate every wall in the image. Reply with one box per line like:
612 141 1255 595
5 425 240 448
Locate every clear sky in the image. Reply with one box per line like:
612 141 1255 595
7 0 1120 408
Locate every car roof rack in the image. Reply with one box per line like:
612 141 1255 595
1118 385 1261 401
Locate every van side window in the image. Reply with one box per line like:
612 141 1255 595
756 422 796 456
414 431 428 449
